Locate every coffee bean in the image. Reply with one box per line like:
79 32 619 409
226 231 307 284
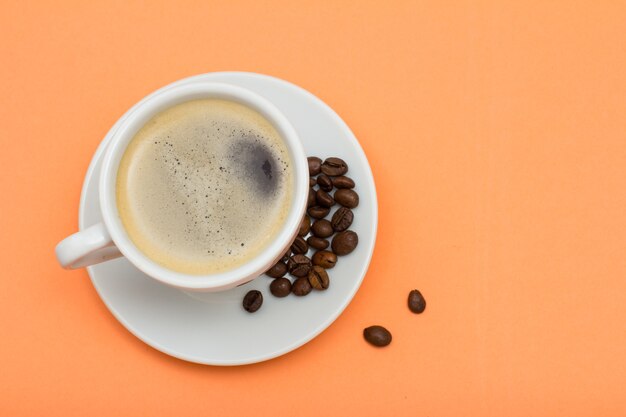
331 176 355 189
316 189 335 208
317 174 333 192
331 230 358 255
298 215 311 237
309 177 317 187
292 277 312 296
308 156 322 176
287 254 312 277
334 189 359 208
307 188 316 208
270 277 292 297
308 206 330 219
291 236 309 255
311 219 333 238
363 325 392 347
331 207 354 232
321 157 348 176
280 248 291 263
307 236 329 250
308 266 330 290
312 250 337 269
408 289 426 314
242 290 263 313
265 261 288 278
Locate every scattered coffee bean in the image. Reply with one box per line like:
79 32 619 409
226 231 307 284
312 250 337 269
317 174 333 192
270 278 292 297
307 188 316 208
321 157 348 176
331 230 359 255
242 290 263 313
291 236 309 254
331 176 355 189
308 266 330 290
309 177 317 187
287 254 312 277
308 156 322 176
331 207 354 232
292 277 312 296
298 215 311 237
311 219 333 238
408 289 426 314
265 261 288 278
316 189 335 208
307 236 329 250
308 206 330 219
363 325 392 347
334 189 359 208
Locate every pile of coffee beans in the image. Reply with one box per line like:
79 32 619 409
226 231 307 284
273 156 359 295
243 156 360 313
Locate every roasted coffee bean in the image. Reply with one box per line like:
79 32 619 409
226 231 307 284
312 250 337 269
321 157 348 176
265 261 288 278
307 236 329 250
408 289 426 314
270 278 292 297
307 188 316 207
363 325 392 347
311 219 333 238
308 156 322 176
331 230 359 255
334 189 359 208
308 266 330 290
242 290 263 313
331 207 354 232
308 206 330 219
292 277 312 296
317 174 333 192
287 254 312 277
280 248 291 263
309 177 317 187
316 189 335 208
291 236 309 255
298 215 311 237
331 176 355 189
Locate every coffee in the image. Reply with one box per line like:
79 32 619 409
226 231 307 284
116 99 293 275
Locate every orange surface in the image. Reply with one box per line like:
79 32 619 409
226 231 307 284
1 1 625 416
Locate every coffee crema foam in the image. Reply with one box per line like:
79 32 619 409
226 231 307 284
116 99 293 274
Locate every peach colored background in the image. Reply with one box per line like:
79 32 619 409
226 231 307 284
1 1 625 416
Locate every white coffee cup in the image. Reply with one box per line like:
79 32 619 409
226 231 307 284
55 83 309 292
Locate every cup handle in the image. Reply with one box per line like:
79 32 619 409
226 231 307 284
55 223 123 269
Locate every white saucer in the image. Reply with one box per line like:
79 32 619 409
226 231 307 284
79 72 378 365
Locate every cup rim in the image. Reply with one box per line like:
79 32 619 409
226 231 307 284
99 82 309 290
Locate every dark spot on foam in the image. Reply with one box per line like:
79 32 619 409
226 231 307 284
262 159 272 179
229 135 283 197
